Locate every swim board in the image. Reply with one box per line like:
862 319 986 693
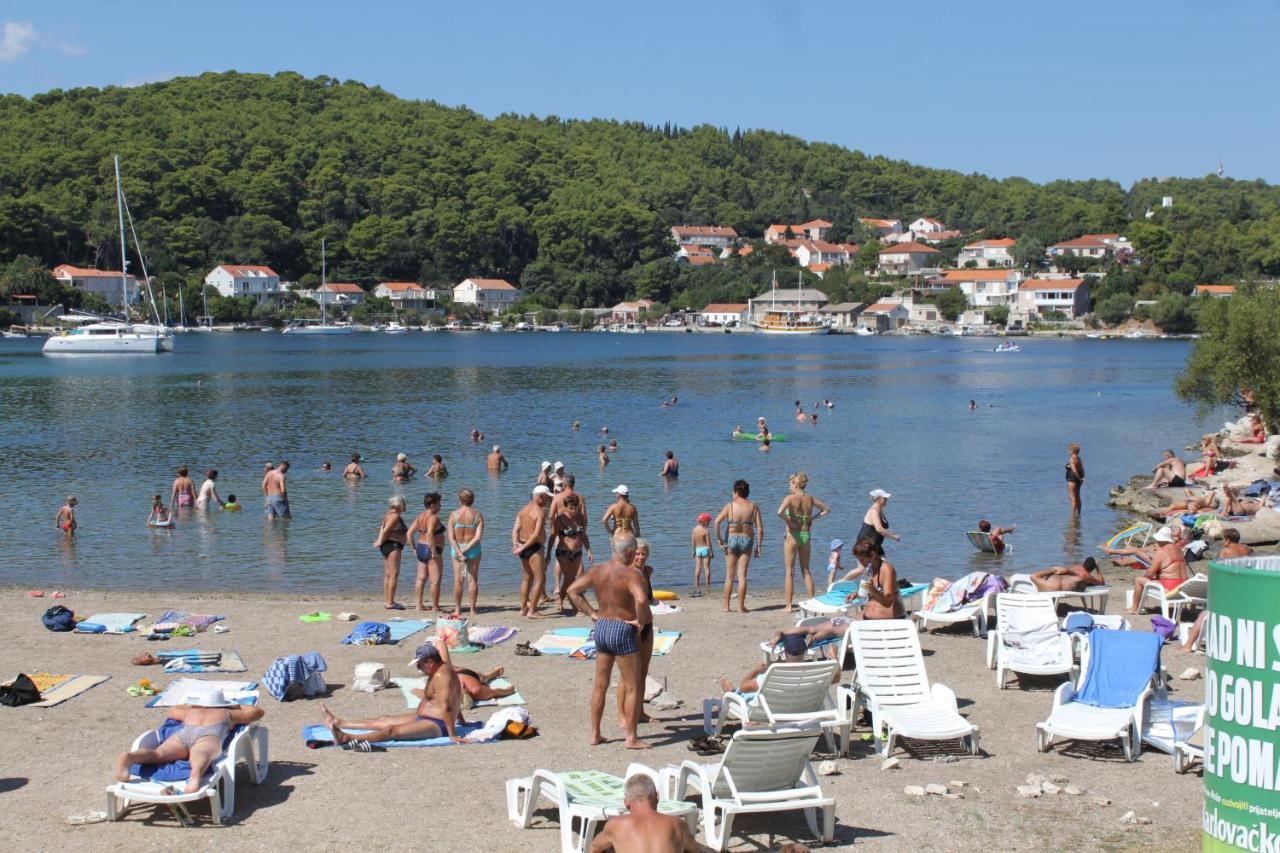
733 433 787 442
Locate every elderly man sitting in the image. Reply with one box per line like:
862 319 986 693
588 774 698 853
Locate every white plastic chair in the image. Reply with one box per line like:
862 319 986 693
506 764 698 853
1134 574 1208 621
1174 706 1206 774
985 594 1077 689
105 723 268 825
844 619 980 758
661 724 835 852
912 590 994 637
703 659 849 753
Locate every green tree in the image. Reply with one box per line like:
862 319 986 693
1095 293 1134 326
930 287 968 321
1147 292 1197 333
985 304 1009 327
1177 291 1280 432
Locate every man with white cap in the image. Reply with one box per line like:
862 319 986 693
114 686 265 792
1125 525 1190 614
858 489 899 555
486 445 508 472
514 484 553 617
321 643 464 747
602 484 640 539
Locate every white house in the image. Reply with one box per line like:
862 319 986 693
205 264 281 304
670 225 737 248
1017 278 1090 318
676 244 717 266
818 302 864 331
857 301 910 332
318 282 366 307
957 238 1016 268
860 218 902 237
1193 284 1236 299
764 219 833 244
698 303 748 326
374 282 442 311
609 300 653 322
941 269 1024 308
453 278 521 313
908 217 946 234
877 242 939 275
794 240 859 269
52 265 140 307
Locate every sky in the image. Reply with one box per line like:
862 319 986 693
1 1 1277 186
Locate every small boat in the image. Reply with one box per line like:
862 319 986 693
852 326 876 336
1124 329 1148 339
384 321 407 334
992 341 1020 352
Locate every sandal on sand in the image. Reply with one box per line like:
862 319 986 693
514 642 540 657
50 591 65 599
67 811 108 826
341 740 378 752
26 590 44 598
132 653 160 666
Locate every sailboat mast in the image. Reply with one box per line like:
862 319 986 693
321 238 327 325
113 155 130 318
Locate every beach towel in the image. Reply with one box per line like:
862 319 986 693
530 633 588 656
341 622 391 645
13 674 109 707
151 611 224 633
160 650 247 674
262 653 327 700
651 602 680 615
131 718 239 782
929 572 989 613
467 626 518 647
1000 611 1064 667
25 672 72 693
1076 631 1162 709
650 631 681 656
75 613 145 634
394 676 526 708
147 678 259 708
542 769 693 814
303 721 487 748
386 619 432 644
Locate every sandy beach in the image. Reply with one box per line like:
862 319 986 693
0 574 1203 851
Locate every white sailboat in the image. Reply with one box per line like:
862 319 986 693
44 156 166 355
118 174 175 350
749 271 830 335
282 239 354 335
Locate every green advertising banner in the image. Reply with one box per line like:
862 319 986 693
1203 557 1280 851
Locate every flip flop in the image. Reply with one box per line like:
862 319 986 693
514 642 540 657
66 810 108 825
299 612 332 623
341 740 378 752
384 603 406 611
26 590 44 598
50 591 65 599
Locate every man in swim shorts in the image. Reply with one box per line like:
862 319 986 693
514 485 552 617
567 533 652 749
602 484 640 538
262 461 290 519
55 496 77 537
1149 449 1187 489
1030 558 1106 592
322 643 465 745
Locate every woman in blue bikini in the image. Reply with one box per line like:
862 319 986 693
447 488 485 617
714 479 763 613
407 492 445 613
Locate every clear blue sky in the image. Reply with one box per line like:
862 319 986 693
3 1 1275 185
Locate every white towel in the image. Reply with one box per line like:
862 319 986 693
463 706 529 743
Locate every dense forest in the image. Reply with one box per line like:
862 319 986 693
0 71 1277 319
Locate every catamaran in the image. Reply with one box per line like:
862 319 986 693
44 157 167 355
748 271 830 334
282 239 353 335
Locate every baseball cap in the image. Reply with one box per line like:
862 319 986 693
613 484 629 495
782 635 808 657
1153 526 1174 543
553 461 565 471
541 461 552 471
829 538 844 552
869 489 892 500
533 485 553 497
413 643 442 665
697 512 712 523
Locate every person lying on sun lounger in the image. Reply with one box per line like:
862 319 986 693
719 635 810 694
322 643 466 745
113 685 265 794
589 774 699 853
1030 558 1106 592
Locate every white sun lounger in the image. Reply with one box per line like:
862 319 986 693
105 723 268 825
703 659 849 752
661 724 835 852
985 594 1077 689
506 764 698 853
844 620 980 758
1174 706 1206 774
759 616 851 665
1007 574 1111 614
912 590 994 637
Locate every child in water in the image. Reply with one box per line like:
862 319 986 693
223 494 241 512
690 513 715 594
56 496 77 537
147 495 172 527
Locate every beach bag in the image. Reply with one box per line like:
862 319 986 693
0 674 41 707
501 720 539 740
1151 616 1177 642
341 621 390 646
41 605 76 632
352 662 390 693
435 617 469 649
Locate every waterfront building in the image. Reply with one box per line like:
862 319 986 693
453 278 521 314
52 265 140 307
205 264 281 304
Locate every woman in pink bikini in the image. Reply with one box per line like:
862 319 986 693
170 466 197 511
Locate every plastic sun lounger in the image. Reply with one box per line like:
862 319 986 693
965 531 1009 553
844 620 980 758
1007 574 1111 615
105 723 269 825
912 590 994 637
506 765 697 853
985 594 1078 689
703 659 849 753
660 725 835 852
1174 706 1206 774
1134 573 1208 621
796 581 861 619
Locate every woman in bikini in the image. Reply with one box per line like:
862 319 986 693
714 479 763 613
406 492 445 612
447 488 485 616
854 538 904 620
392 453 416 483
170 466 197 512
1190 435 1219 480
426 454 448 479
777 472 830 612
598 445 610 468
1065 443 1085 515
548 492 592 613
374 495 408 610
342 453 366 478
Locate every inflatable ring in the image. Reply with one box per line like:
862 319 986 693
652 589 678 601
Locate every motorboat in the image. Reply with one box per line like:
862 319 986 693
992 341 1020 352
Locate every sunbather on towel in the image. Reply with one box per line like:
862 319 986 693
720 634 811 694
1030 558 1106 592
589 775 698 853
322 643 466 745
1220 484 1268 517
113 685 265 794
1156 487 1217 518
410 664 514 706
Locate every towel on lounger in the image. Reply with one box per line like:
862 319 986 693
1076 630 1162 709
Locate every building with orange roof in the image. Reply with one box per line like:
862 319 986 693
374 282 443 312
957 238 1016 268
1017 277 1090 318
940 269 1025 308
670 225 738 248
859 218 903 237
453 277 522 314
1193 284 1236 298
698 303 748 326
52 264 141 307
205 263 282 303
764 219 833 244
877 242 940 276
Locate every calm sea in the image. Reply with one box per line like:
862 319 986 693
0 332 1221 595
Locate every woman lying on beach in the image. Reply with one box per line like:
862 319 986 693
1155 488 1217 518
1220 485 1269 517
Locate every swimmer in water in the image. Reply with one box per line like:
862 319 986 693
343 453 366 479
426 454 448 479
320 461 332 472
609 439 618 453
148 495 171 527
56 496 77 537
598 445 610 468
969 400 977 411
794 401 806 422
572 421 581 431
660 451 679 478
470 429 483 443
759 437 772 453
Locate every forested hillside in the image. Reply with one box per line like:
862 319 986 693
0 71 1277 311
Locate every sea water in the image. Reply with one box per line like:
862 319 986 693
0 332 1221 594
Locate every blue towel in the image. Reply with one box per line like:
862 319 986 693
1063 613 1094 635
1076 631 1162 709
302 722 485 748
552 627 594 638
386 619 432 643
130 719 240 782
341 622 391 645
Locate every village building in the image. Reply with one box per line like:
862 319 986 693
794 240 860 269
52 265 141 307
670 225 737 248
374 282 442 312
818 302 865 331
1193 284 1235 298
859 218 902 237
204 264 281 304
941 269 1024 308
697 302 748 326
609 299 654 322
857 300 910 333
1017 277 1090 318
453 278 521 314
763 219 833 244
747 286 827 323
957 237 1016 268
877 242 940 275
317 282 366 307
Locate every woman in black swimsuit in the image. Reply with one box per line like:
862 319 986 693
374 495 408 610
1065 442 1085 515
407 492 445 612
858 489 899 555
549 493 592 613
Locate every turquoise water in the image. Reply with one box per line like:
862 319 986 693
0 332 1219 594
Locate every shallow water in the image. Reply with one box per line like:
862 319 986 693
0 331 1220 595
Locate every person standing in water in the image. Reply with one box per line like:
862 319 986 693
262 461 290 519
56 496 77 537
598 445 610 468
602 485 640 538
777 472 830 612
426 454 448 479
447 489 484 617
859 489 897 554
406 492 445 612
1065 442 1085 515
514 485 552 618
170 466 197 511
342 453 366 479
486 445 508 472
391 453 416 483
660 451 679 478
195 469 222 511
374 495 408 610
715 479 763 613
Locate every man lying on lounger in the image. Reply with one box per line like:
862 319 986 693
719 634 811 694
1030 558 1106 592
113 685 265 794
589 775 698 853
322 643 465 746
